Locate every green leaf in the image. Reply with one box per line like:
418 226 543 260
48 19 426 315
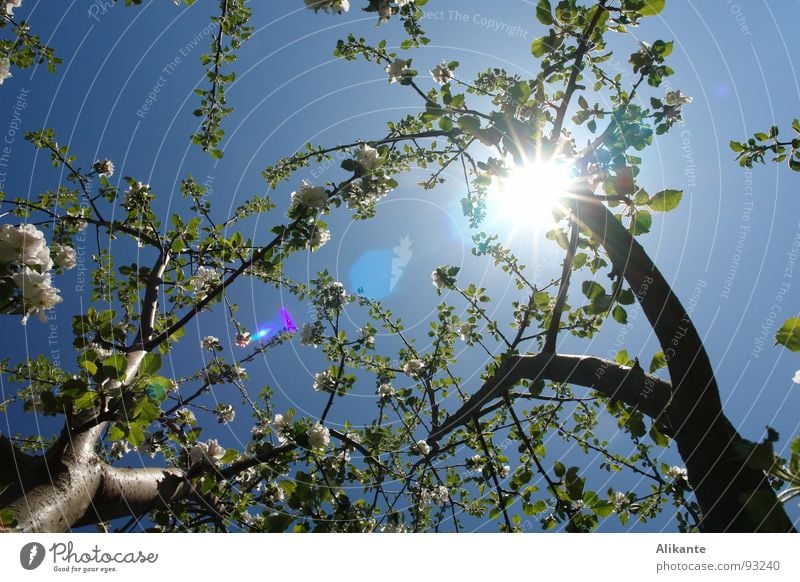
638 0 665 16
139 352 162 376
536 0 553 25
775 317 800 352
649 351 667 373
582 280 605 300
649 423 670 447
612 305 628 324
145 376 172 402
729 140 744 152
456 115 481 135
629 210 652 235
615 349 630 365
648 189 682 212
102 354 128 380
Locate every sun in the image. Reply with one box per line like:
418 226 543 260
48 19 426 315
489 159 575 232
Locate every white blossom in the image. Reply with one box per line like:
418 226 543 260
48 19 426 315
291 181 328 211
299 322 322 347
378 383 394 398
666 465 688 482
304 0 349 14
110 440 130 460
122 180 151 209
93 159 115 178
313 370 336 392
235 331 251 348
458 322 474 341
216 403 236 424
403 358 425 378
431 267 447 290
307 422 330 450
613 491 630 512
430 61 452 85
0 58 10 85
499 465 511 479
3 1 22 17
793 370 800 384
189 438 226 466
664 90 693 107
355 144 381 170
469 454 484 472
175 408 196 425
395 0 414 6
0 223 53 270
274 413 291 444
386 58 410 84
52 244 77 270
380 522 408 533
320 281 347 310
430 484 449 506
412 439 431 456
308 224 330 250
188 266 221 297
201 335 220 351
12 267 63 324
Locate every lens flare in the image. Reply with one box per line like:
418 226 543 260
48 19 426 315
250 308 297 341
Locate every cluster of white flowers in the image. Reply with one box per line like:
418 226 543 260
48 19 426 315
499 465 511 479
430 61 452 85
386 58 411 83
307 422 330 450
201 335 220 351
189 438 226 466
0 223 53 269
420 484 449 507
92 159 115 178
319 280 347 310
216 403 236 424
52 244 77 270
3 0 22 16
665 90 693 107
313 370 337 393
457 322 474 342
378 383 394 398
355 144 381 171
137 432 159 458
403 358 425 378
613 491 630 513
122 180 151 210
235 331 251 348
308 223 330 251
431 266 448 290
341 174 393 213
0 58 11 85
0 224 76 324
380 522 408 533
666 465 688 482
291 181 328 212
274 413 292 444
299 322 323 347
175 408 196 425
358 327 375 348
412 439 431 456
264 482 285 504
189 266 221 298
468 454 484 472
792 370 800 384
304 0 349 14
110 440 130 460
87 342 113 359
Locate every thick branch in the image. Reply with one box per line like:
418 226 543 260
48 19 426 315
74 465 192 527
428 352 671 444
569 190 794 532
132 251 170 351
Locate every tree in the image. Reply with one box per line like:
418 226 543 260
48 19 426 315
0 0 798 533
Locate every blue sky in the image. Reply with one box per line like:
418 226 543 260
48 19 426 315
1 0 799 531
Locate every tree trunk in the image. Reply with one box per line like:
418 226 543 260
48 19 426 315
571 190 794 532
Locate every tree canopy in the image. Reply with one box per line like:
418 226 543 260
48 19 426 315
0 0 799 533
